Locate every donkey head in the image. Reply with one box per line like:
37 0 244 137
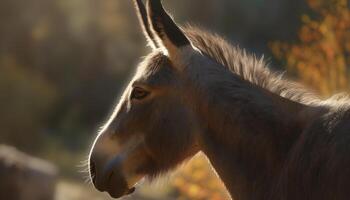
89 0 209 198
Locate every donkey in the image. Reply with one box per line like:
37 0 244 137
89 0 350 199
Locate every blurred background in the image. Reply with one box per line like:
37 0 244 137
0 0 348 199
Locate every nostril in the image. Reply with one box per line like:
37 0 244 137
90 161 97 184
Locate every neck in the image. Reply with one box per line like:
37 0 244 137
185 57 323 200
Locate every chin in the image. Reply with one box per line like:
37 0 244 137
106 187 136 199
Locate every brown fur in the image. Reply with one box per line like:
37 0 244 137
89 1 350 199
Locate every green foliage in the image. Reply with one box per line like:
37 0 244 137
0 0 144 154
0 56 56 152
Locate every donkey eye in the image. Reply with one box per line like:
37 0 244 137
131 87 150 100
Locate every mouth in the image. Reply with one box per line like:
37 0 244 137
104 171 137 199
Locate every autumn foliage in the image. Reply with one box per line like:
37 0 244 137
172 154 229 200
271 0 350 95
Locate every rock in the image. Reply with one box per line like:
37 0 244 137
0 145 58 200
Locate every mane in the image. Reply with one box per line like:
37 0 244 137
183 26 326 106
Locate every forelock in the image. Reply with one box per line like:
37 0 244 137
136 51 176 86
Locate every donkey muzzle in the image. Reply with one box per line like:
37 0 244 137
89 153 135 198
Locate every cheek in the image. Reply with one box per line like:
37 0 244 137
144 106 197 165
116 102 154 136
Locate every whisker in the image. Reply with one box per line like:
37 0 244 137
76 164 89 170
83 174 94 185
76 163 89 169
77 159 90 166
78 169 90 173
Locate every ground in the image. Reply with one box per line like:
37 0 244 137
55 179 176 200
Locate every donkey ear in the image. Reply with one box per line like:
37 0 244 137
133 0 159 49
146 0 192 59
